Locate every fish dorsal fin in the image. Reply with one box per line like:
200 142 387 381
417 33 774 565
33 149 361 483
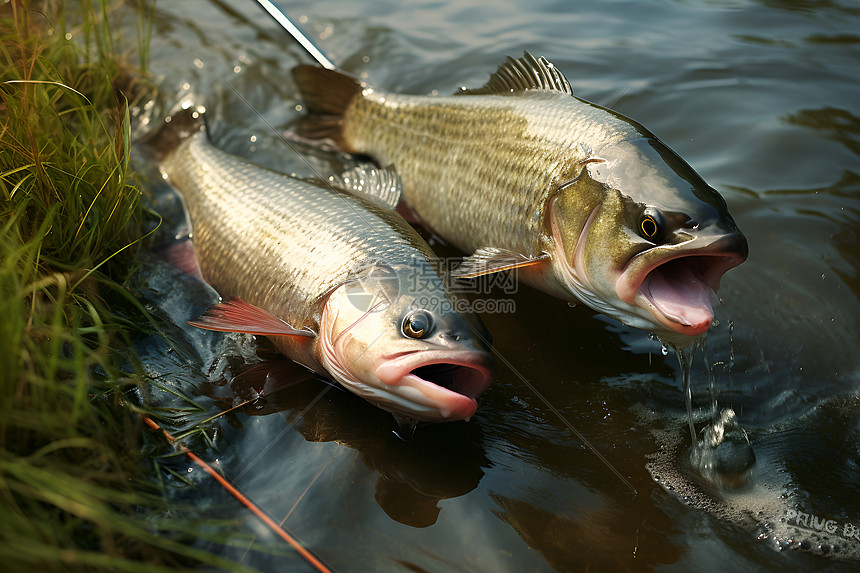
328 164 402 210
188 297 316 338
457 51 573 96
451 247 550 279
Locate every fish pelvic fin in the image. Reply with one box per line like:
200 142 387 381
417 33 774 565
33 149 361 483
292 65 363 152
328 164 402 210
160 237 204 279
188 297 316 338
456 51 573 96
452 247 550 279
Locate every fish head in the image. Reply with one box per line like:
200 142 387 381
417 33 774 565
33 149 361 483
319 259 494 423
549 136 747 338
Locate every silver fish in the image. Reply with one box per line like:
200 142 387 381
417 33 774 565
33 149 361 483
160 127 493 422
293 52 748 339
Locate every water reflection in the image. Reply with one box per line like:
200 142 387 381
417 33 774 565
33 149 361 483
491 494 682 572
202 352 489 529
784 107 860 156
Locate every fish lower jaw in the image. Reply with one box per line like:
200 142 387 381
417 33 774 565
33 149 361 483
335 376 476 422
373 356 493 422
640 293 714 336
615 252 740 336
398 378 479 421
630 273 716 336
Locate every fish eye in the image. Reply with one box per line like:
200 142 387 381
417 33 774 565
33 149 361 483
639 207 664 241
402 311 432 339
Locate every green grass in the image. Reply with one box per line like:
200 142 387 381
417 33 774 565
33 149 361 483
0 2 260 571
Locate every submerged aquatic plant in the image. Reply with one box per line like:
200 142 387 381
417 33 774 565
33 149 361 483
0 2 260 571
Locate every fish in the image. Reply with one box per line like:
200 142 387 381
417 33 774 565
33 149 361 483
158 123 493 423
292 52 749 339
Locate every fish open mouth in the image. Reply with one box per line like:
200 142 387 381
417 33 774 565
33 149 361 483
375 350 494 422
408 363 490 399
617 234 748 336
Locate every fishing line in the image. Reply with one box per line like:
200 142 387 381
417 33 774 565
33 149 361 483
604 79 645 110
254 0 335 70
239 454 337 566
143 416 334 573
230 384 333 483
483 339 639 497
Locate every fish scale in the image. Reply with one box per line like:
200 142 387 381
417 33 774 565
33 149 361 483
161 131 437 330
346 91 639 256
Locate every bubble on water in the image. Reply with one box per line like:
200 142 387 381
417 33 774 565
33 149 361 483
689 408 756 489
640 404 860 563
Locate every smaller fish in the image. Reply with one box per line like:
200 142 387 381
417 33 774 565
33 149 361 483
158 118 493 424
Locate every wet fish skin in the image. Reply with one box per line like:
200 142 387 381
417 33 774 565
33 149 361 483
163 132 421 331
160 130 493 422
293 53 748 338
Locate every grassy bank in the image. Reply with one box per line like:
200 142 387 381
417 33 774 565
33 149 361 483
0 2 250 571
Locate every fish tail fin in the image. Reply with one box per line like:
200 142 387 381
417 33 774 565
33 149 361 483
292 65 362 152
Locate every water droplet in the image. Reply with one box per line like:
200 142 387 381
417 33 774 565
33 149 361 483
661 344 669 356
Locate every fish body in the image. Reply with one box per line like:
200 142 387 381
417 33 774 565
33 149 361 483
160 129 492 422
293 53 748 338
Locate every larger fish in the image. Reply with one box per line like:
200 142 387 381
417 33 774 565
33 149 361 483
293 52 748 338
160 126 493 423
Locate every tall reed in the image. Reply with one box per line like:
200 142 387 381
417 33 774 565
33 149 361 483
0 2 255 570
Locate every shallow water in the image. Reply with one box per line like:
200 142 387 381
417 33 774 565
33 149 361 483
130 0 860 570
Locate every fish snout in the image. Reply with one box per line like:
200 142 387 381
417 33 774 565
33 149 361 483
615 225 749 336
705 229 748 264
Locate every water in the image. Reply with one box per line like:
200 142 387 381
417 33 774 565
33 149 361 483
128 0 860 570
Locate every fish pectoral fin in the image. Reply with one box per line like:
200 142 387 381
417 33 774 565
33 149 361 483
188 297 316 338
455 51 573 96
328 164 402 210
452 247 550 278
